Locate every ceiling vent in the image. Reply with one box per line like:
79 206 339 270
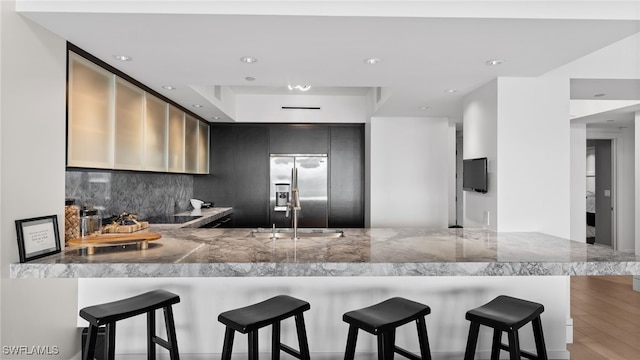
281 106 321 110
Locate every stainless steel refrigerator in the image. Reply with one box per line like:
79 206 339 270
270 154 328 228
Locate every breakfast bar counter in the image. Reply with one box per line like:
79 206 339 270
11 227 640 358
11 227 640 278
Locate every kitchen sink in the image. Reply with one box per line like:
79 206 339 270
248 228 344 238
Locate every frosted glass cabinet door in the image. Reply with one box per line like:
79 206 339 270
168 105 185 172
67 53 114 168
114 78 144 170
198 121 210 174
185 115 199 173
145 94 168 171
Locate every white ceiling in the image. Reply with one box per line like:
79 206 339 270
16 1 640 124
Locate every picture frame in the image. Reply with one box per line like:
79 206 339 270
15 215 61 263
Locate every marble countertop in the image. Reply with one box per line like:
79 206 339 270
149 207 233 229
11 227 640 278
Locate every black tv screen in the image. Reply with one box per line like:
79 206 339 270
463 157 488 193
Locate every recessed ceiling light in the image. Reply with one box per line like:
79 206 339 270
288 85 311 91
240 56 258 64
594 93 606 97
113 55 132 61
445 89 457 93
162 85 176 90
212 116 221 120
485 59 504 66
192 104 203 108
364 57 382 65
245 76 256 81
419 106 430 110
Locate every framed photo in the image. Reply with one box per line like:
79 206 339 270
15 215 61 263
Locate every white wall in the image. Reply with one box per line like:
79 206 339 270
463 75 571 237
570 123 587 242
369 117 450 227
637 112 640 256
463 80 498 229
447 121 457 226
496 76 571 237
234 93 369 123
0 3 78 358
551 33 640 250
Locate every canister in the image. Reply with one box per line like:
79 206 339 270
80 207 101 237
64 199 80 244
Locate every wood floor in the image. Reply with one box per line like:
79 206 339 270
568 276 640 359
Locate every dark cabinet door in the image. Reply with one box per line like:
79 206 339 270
196 123 363 228
329 125 364 228
269 124 329 154
194 124 269 227
231 126 269 227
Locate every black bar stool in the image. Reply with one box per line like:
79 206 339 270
218 295 311 360
463 295 548 360
342 297 432 360
79 289 181 360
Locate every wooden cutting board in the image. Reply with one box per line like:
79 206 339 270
68 232 161 246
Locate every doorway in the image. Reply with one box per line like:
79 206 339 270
585 139 613 247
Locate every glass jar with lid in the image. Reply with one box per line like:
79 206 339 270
80 206 101 237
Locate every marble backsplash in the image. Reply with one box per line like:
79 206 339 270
66 170 193 219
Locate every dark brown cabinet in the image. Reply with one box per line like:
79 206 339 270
194 123 364 228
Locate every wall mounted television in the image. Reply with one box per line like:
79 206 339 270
463 157 488 193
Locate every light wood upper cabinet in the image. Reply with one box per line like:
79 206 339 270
198 121 210 174
114 78 145 170
185 115 199 174
67 53 114 168
144 94 168 172
168 105 185 173
67 50 209 174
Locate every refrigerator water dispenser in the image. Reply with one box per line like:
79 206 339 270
274 183 290 211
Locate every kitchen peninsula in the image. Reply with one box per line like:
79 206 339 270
11 227 640 278
10 226 640 358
